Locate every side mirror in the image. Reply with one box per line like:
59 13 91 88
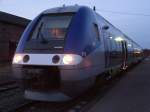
102 25 109 30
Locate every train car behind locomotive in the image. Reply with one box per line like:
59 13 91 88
12 5 143 101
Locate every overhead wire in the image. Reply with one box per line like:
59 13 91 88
96 8 150 17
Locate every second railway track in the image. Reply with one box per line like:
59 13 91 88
0 81 19 92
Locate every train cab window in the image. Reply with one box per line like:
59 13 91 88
30 15 73 41
93 24 100 41
24 14 74 52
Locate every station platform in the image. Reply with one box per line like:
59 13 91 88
88 57 150 112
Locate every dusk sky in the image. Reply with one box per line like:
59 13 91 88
0 0 150 48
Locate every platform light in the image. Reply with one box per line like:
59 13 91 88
128 44 132 47
109 36 113 39
115 37 124 42
63 55 73 65
13 54 23 64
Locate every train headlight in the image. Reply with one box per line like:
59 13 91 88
13 54 23 64
63 55 73 65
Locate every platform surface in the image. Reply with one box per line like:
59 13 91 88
88 57 150 112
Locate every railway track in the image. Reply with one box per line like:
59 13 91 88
0 82 33 112
8 101 34 112
0 81 19 92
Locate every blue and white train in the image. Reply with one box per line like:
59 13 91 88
12 6 143 101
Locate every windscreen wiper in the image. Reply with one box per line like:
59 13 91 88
37 22 49 44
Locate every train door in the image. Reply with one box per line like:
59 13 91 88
103 31 111 68
121 41 128 69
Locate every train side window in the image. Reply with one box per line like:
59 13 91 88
93 23 100 41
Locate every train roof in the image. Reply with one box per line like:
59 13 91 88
43 5 142 49
96 13 142 48
43 5 81 14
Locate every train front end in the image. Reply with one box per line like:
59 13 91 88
12 6 98 101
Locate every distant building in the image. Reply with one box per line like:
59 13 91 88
143 49 150 57
0 11 30 62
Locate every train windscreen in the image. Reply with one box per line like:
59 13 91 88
31 15 72 41
24 14 73 53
